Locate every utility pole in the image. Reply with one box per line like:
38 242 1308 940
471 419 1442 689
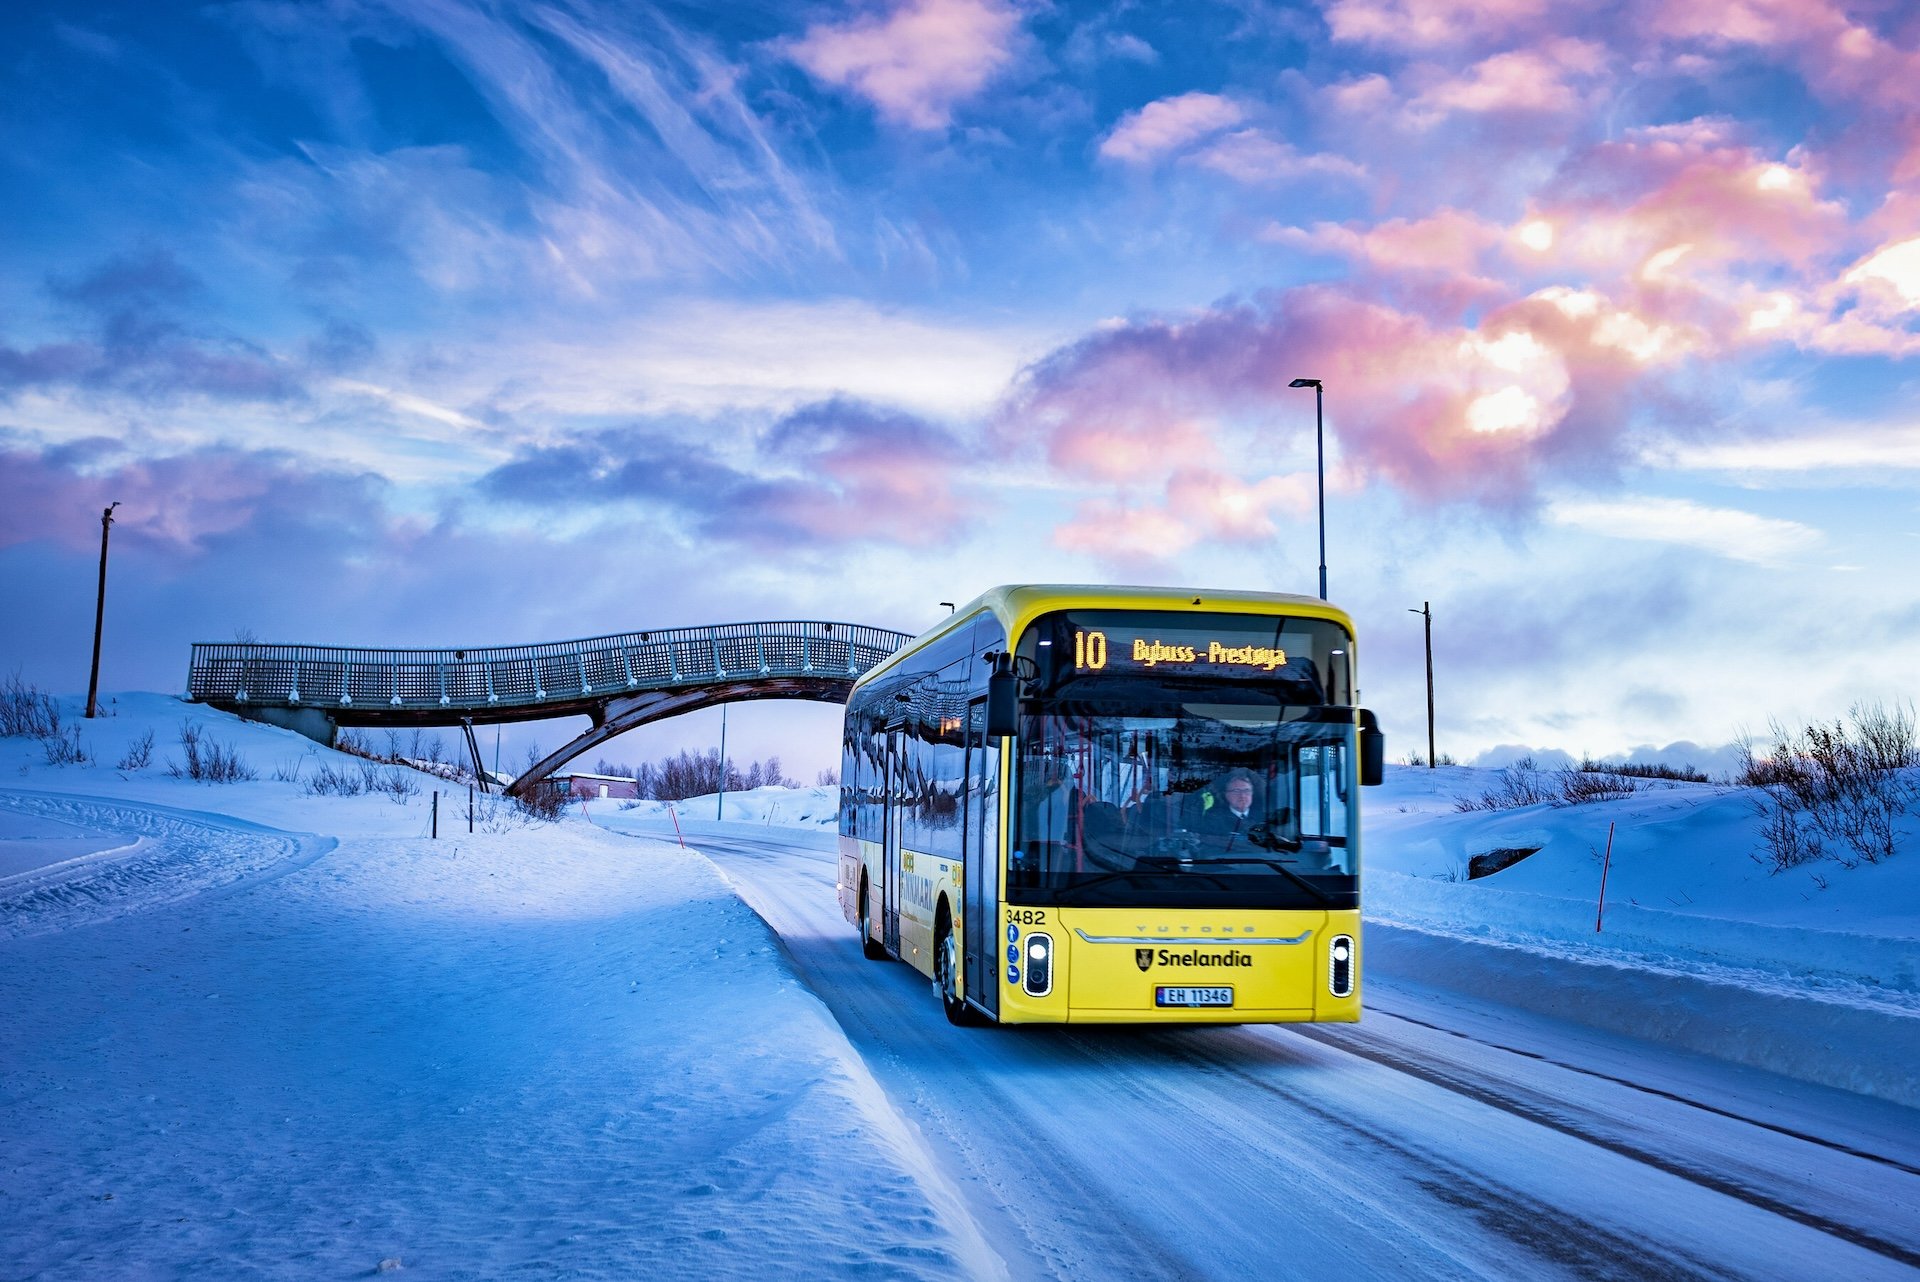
85 501 121 719
1409 601 1435 767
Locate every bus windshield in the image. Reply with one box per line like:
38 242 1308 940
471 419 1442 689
1007 609 1359 910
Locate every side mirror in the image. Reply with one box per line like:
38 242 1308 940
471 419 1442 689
986 652 1019 738
1358 709 1384 786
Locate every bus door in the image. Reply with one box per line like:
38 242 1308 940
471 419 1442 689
962 699 999 1019
881 726 905 956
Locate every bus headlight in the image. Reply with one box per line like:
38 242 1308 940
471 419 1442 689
1328 933 1354 998
1023 932 1054 997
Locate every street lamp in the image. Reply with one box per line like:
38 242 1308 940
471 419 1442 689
85 501 121 719
1287 378 1327 600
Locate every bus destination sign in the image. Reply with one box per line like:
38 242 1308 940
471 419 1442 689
1073 630 1288 673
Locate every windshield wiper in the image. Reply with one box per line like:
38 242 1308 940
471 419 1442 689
1066 867 1233 894
1181 856 1338 907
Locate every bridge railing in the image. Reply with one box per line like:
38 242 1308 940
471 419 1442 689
187 621 912 715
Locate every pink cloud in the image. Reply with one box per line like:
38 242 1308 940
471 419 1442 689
1097 92 1244 164
1052 469 1316 565
0 442 393 557
1640 0 1920 109
1274 209 1506 279
1000 288 1595 510
783 0 1023 130
1408 38 1609 120
1323 0 1552 50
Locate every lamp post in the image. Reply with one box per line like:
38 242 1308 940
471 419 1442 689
1287 378 1327 600
1409 601 1435 768
85 501 121 719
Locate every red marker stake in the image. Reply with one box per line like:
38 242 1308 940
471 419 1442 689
668 803 685 848
1595 821 1616 933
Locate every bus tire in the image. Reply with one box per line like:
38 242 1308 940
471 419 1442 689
934 904 981 1026
858 873 887 960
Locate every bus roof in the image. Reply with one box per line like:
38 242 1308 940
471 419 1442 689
854 584 1357 691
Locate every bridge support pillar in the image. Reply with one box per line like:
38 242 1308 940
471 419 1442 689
232 704 339 748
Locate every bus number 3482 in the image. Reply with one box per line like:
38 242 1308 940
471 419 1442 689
1007 908 1048 926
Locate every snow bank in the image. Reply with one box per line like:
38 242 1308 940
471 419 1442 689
1365 764 1920 1105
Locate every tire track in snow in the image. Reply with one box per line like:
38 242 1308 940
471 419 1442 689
0 792 333 940
1364 1005 1920 1178
1291 1022 1920 1271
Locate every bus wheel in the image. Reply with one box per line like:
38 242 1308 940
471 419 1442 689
934 908 980 1026
858 874 887 960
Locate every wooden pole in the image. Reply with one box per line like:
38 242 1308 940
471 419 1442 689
86 502 120 719
1421 602 1435 767
432 789 439 839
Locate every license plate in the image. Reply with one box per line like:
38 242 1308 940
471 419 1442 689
1156 986 1234 1008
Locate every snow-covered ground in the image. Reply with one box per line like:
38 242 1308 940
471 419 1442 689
0 695 995 1279
4 693 1918 1278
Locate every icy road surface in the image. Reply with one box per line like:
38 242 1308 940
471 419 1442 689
650 822 1920 1282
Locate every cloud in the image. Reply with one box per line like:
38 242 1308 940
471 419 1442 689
1545 495 1820 564
1097 92 1244 164
782 0 1025 130
48 250 200 311
997 286 1635 510
1053 467 1316 565
1652 423 1920 473
477 398 972 550
1323 0 1553 50
0 248 304 405
1187 130 1367 184
1270 209 1506 281
1406 39 1609 122
0 437 391 558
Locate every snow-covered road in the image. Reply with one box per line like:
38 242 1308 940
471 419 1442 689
656 822 1920 1282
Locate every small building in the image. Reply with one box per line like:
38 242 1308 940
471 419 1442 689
548 772 641 801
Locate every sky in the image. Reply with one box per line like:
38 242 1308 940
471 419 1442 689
3 0 1917 780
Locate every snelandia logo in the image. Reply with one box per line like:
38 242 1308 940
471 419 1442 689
1135 947 1154 972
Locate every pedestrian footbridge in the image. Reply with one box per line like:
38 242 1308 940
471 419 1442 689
186 621 911 797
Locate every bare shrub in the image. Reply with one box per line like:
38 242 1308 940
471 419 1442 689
168 722 258 783
374 767 420 804
1608 760 1709 783
815 766 839 787
117 729 155 771
43 727 90 765
1558 763 1638 805
1455 756 1557 811
335 729 380 762
1405 750 1458 767
514 783 567 822
1743 700 1918 872
306 761 367 796
271 756 305 783
1 671 61 738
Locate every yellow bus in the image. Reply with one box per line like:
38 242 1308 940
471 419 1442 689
838 585 1383 1025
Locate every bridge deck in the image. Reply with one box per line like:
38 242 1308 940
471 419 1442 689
187 621 911 726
